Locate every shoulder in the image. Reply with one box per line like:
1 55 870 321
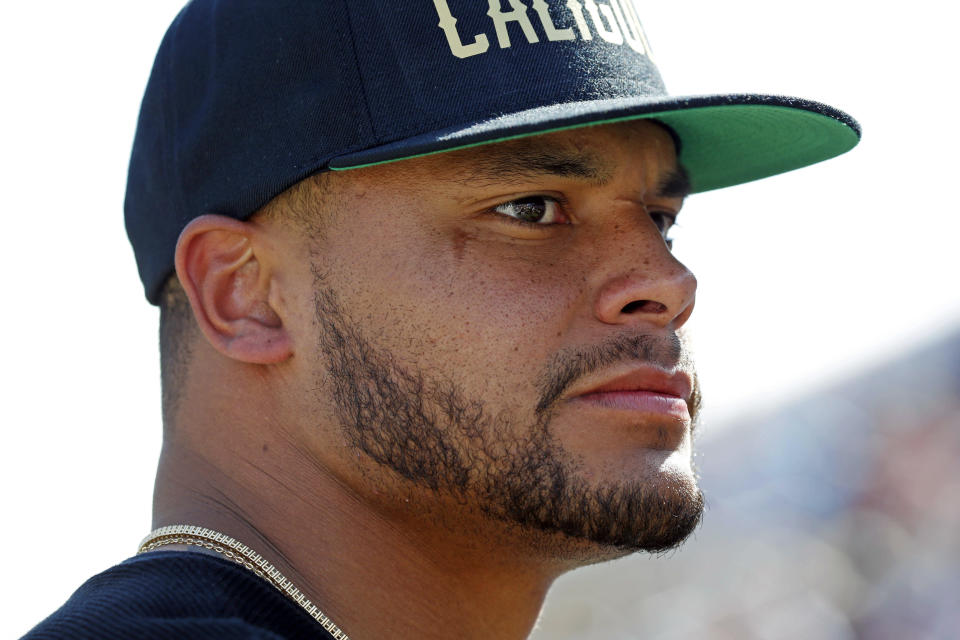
21 551 333 640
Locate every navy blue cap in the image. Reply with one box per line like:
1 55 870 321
126 0 860 304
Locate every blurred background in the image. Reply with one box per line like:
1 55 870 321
2 1 957 638
531 330 960 639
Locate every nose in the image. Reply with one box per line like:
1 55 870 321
592 237 698 331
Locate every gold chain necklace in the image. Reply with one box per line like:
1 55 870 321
139 524 350 640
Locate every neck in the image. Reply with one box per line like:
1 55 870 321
153 436 562 640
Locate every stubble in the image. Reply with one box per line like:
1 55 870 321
313 280 704 553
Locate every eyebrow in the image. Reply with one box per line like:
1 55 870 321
657 164 691 200
459 147 612 187
457 143 691 200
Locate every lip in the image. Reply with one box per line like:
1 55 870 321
568 366 692 420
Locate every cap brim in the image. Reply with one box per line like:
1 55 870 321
328 93 860 194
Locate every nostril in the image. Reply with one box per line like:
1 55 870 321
621 300 667 315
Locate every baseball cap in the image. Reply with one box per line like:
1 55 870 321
126 0 860 305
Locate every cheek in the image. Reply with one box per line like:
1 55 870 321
439 242 581 334
323 225 583 395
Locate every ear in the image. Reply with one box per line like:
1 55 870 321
175 214 292 364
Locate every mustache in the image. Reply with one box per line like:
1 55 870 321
535 332 698 416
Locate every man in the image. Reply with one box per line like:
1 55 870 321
23 1 859 639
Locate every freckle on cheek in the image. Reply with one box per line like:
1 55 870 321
451 230 471 261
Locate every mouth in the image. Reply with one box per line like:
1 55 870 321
568 366 692 421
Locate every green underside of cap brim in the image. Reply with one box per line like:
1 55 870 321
330 103 859 194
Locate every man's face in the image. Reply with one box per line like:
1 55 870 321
283 120 702 558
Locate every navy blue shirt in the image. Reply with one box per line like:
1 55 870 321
23 551 337 639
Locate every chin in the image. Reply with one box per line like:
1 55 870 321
486 439 704 563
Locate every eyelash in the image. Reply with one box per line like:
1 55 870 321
489 195 570 227
649 210 676 231
650 212 677 249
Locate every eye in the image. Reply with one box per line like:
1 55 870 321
493 196 567 225
648 210 677 248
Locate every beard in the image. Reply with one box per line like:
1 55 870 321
314 282 704 554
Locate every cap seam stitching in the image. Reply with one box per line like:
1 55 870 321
161 17 185 300
166 11 190 234
339 0 379 143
